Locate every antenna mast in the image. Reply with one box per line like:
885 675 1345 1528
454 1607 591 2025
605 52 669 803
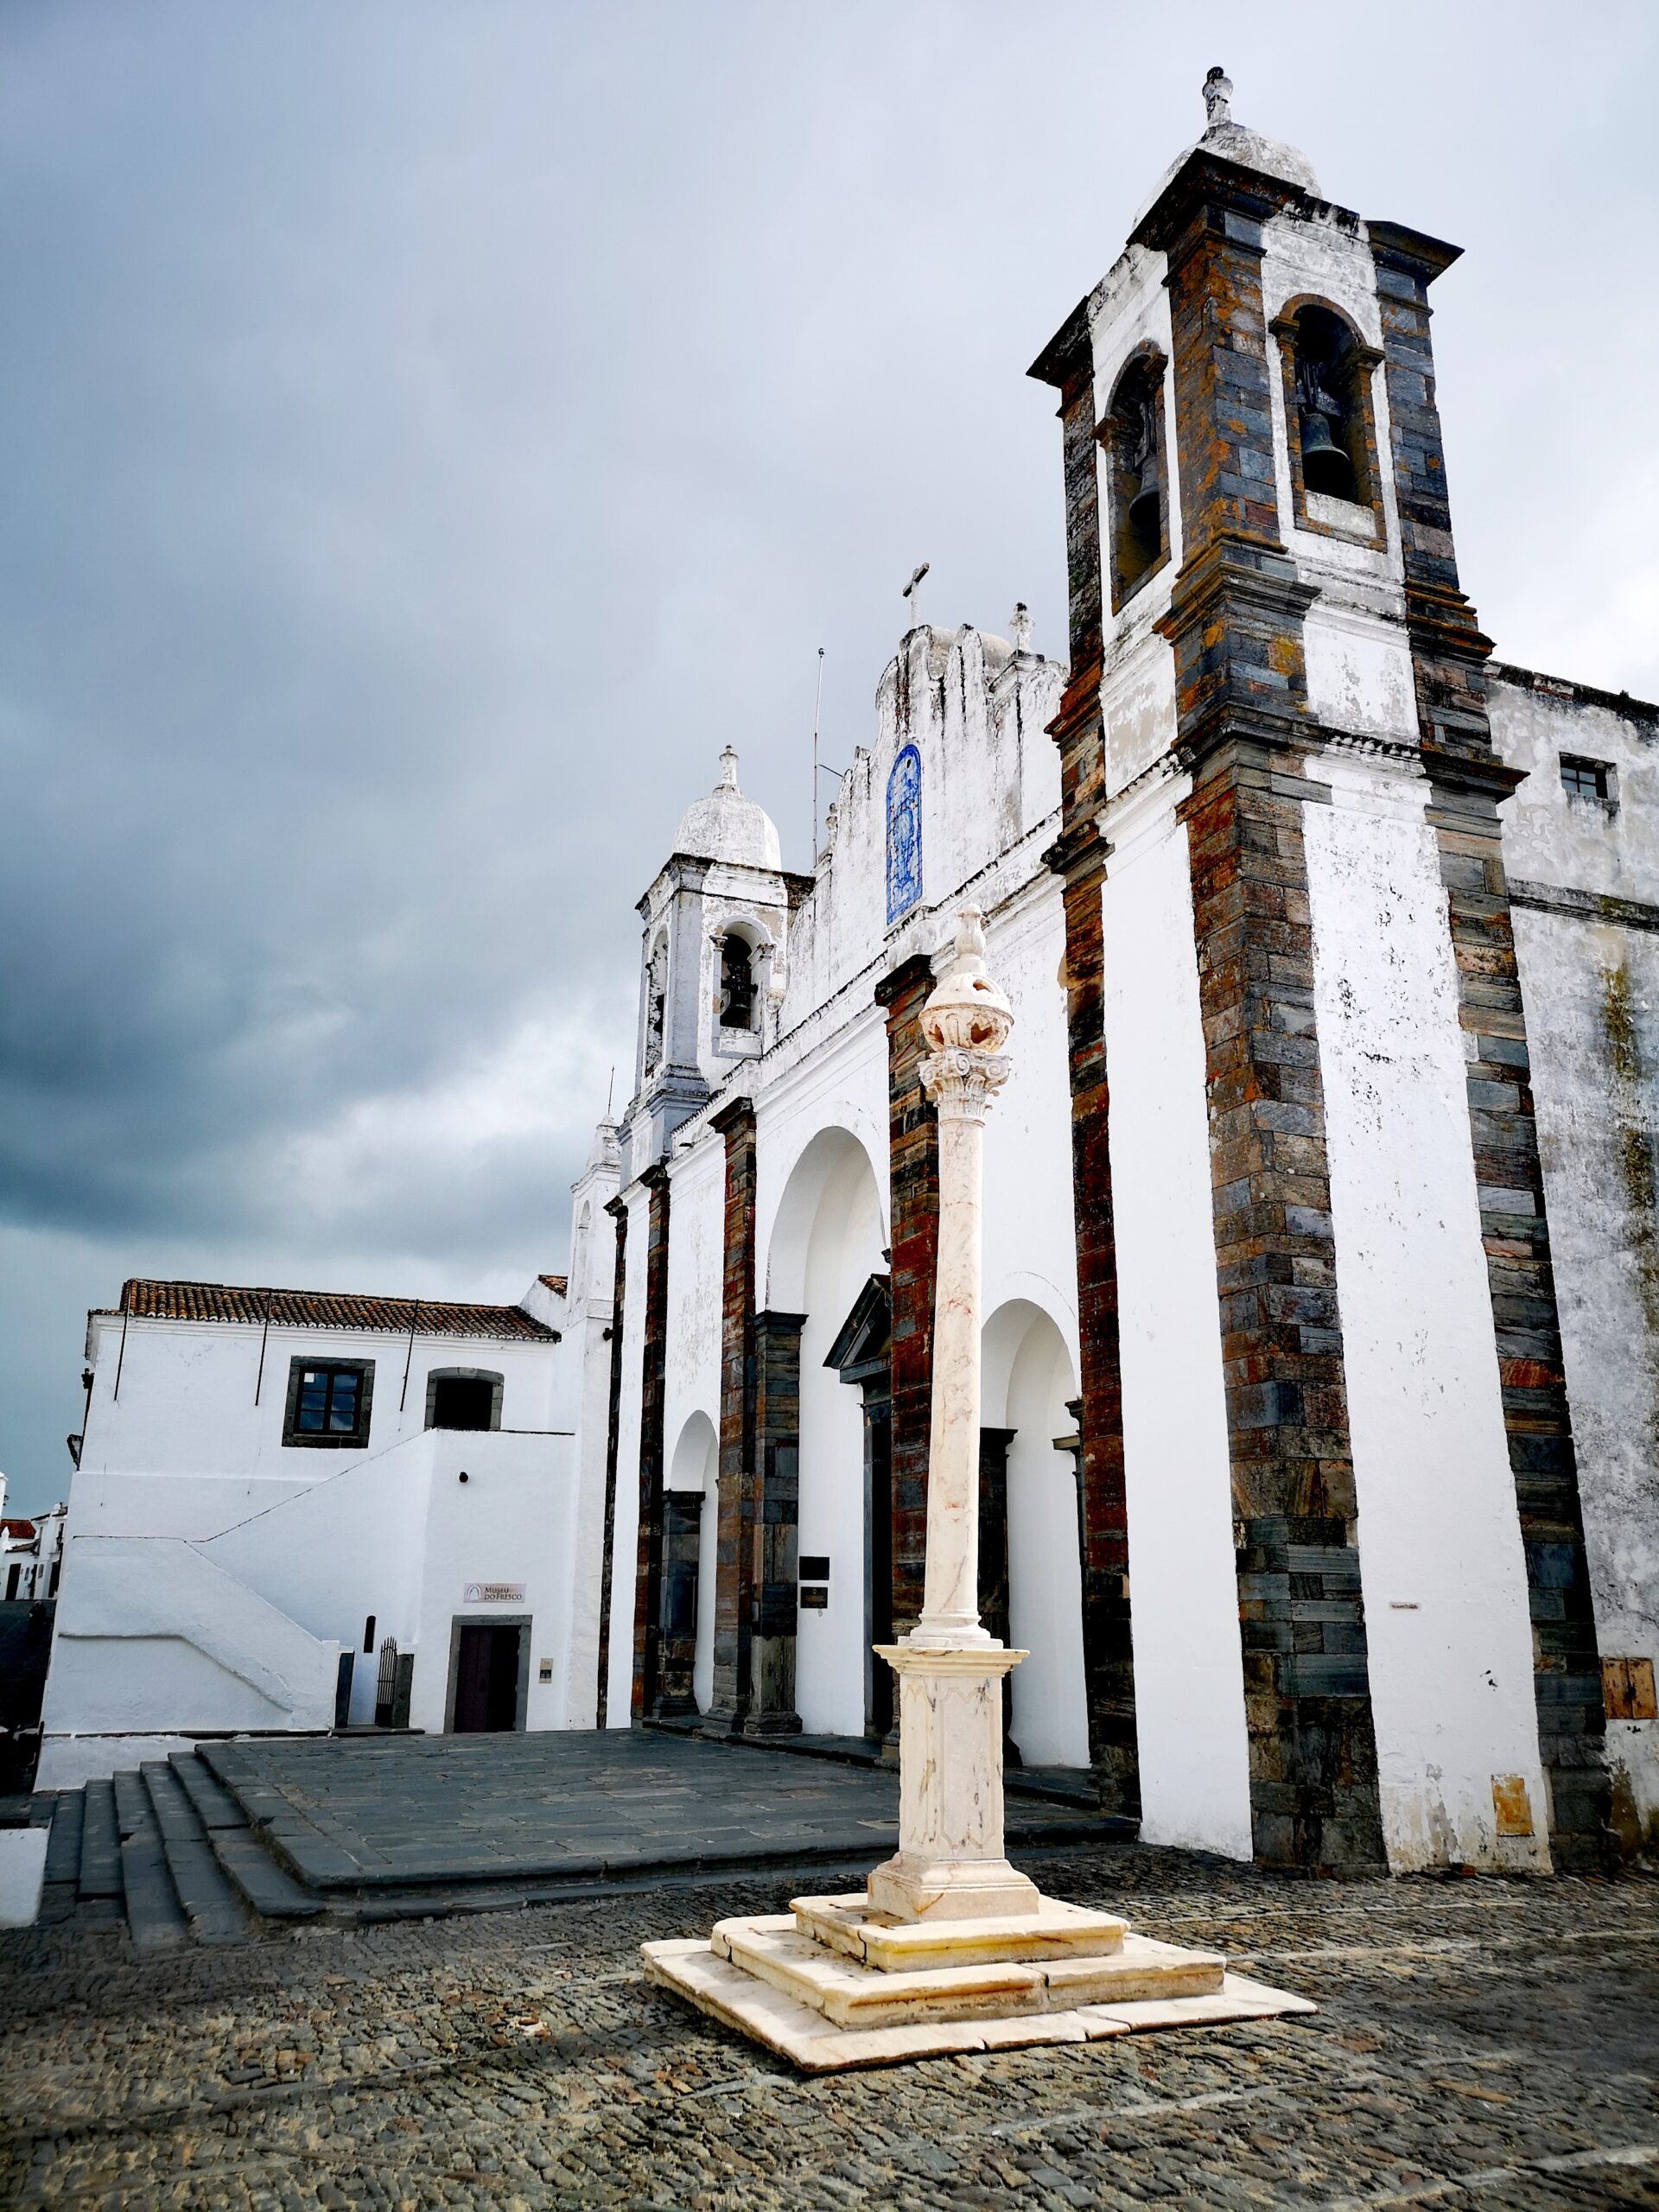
810 646 825 860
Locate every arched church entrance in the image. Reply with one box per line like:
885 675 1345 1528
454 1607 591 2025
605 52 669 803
983 1300 1089 1769
824 1274 893 1739
766 1126 887 1740
661 1410 717 1717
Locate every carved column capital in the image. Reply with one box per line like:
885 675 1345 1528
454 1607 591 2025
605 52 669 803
918 1049 1013 1124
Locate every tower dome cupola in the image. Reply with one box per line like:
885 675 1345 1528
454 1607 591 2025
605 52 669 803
674 747 782 872
1133 66 1321 232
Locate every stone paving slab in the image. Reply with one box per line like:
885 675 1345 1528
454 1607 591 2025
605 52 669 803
0 1846 1655 2209
197 1731 1122 1898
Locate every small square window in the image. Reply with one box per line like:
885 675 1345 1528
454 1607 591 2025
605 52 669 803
283 1357 374 1448
1560 755 1616 804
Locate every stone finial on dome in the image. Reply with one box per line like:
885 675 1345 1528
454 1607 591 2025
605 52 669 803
1010 603 1033 655
1203 67 1232 128
719 745 740 791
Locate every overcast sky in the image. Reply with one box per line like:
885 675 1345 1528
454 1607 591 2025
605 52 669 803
1 3 1655 1515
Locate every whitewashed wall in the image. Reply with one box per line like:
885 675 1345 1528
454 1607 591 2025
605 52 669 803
1102 772 1253 1859
1306 753 1548 1871
603 1179 652 1726
563 1137 621 1727
1494 672 1659 1852
70 1313 563 1535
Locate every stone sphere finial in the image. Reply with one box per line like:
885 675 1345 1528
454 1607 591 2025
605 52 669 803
1203 66 1232 129
920 906 1014 1060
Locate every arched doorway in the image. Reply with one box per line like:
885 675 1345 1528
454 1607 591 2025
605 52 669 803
766 1126 887 1738
663 1410 717 1716
983 1300 1088 1768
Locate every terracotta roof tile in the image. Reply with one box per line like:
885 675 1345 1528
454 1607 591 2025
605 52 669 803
538 1274 569 1297
118 1278 556 1343
2 1519 36 1539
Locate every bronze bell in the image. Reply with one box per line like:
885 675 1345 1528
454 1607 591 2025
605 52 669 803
1128 442 1161 541
1300 407 1355 500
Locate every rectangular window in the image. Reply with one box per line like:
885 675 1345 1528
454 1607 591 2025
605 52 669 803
283 1357 374 1448
1560 755 1615 804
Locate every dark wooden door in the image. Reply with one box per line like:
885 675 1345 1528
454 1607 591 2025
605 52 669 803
453 1624 521 1732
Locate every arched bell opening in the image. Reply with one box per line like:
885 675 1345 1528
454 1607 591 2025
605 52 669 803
1274 298 1385 538
711 920 769 1058
642 929 669 1077
1100 346 1171 613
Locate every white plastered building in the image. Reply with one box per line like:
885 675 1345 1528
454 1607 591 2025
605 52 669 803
37 1120 620 1789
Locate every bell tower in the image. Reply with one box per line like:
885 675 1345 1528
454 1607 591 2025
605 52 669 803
1031 73 1611 1875
624 747 805 1179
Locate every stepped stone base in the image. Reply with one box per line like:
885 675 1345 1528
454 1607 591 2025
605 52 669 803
642 1891 1316 2072
793 1890 1128 1971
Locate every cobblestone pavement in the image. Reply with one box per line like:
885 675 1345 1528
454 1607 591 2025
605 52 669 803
2 1846 1655 2210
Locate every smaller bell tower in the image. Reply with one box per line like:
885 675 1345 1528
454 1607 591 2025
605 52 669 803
624 747 807 1177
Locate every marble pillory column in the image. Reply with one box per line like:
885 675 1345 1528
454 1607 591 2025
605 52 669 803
640 912 1316 2070
865 911 1037 1923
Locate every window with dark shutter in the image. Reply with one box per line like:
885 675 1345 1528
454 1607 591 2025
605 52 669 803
282 1357 374 1448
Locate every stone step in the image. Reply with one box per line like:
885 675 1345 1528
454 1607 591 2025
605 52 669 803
140 1764 257 1946
111 1769 188 1953
42 1789 82 1883
78 1777 123 1902
168 1749 250 1831
715 1913 1227 2032
35 1790 83 1925
206 1825 326 1922
792 1891 1130 1971
645 1932 1313 2075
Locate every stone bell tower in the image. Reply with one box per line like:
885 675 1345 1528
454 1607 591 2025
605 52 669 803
1031 72 1611 1873
624 747 805 1179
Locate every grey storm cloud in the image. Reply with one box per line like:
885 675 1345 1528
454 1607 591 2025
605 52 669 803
2 0 1656 1510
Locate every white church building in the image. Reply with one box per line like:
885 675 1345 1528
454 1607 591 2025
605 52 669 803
595 76 1658 1877
39 77 1657 1873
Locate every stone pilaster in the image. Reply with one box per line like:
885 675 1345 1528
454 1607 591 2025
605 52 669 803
1031 304 1146 1813
1179 745 1383 1871
1372 225 1612 1868
1139 150 1383 1871
705 1097 759 1734
874 955 941 1653
594 1195 629 1728
630 1164 671 1722
1045 820 1138 1817
748 1310 806 1732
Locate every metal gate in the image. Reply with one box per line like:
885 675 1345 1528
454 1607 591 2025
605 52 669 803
374 1636 398 1727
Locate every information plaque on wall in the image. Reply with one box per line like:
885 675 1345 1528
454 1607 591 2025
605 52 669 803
464 1581 526 1604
